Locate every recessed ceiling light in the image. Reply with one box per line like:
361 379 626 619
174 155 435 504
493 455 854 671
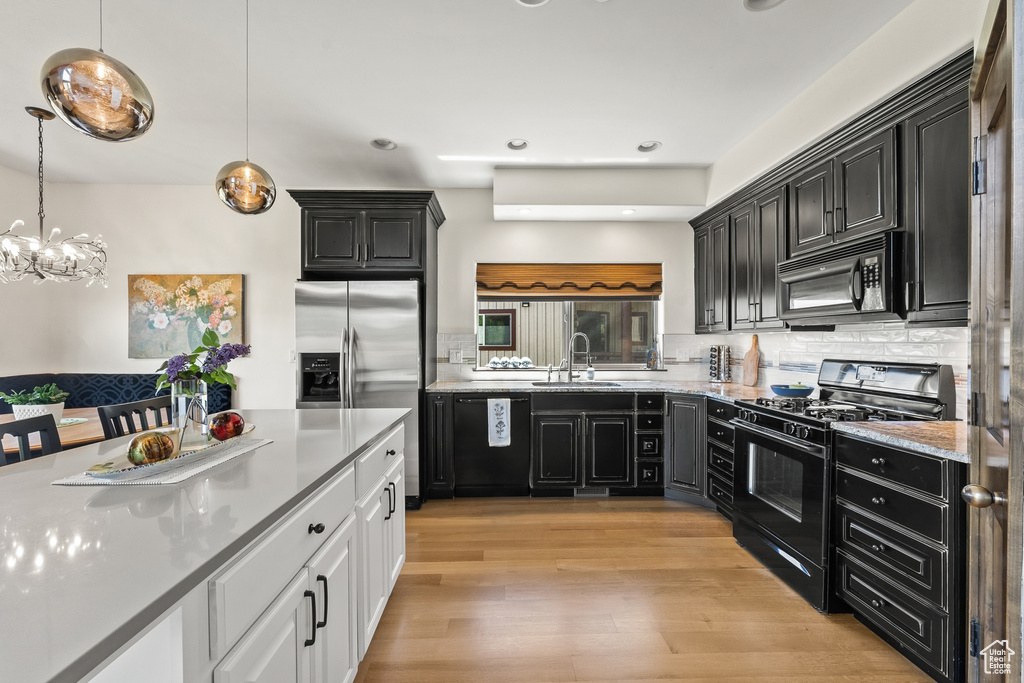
518 208 532 215
622 209 636 215
637 141 662 152
506 139 529 151
743 0 786 10
515 0 550 6
370 138 397 151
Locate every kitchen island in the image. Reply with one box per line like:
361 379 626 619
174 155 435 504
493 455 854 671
0 407 408 683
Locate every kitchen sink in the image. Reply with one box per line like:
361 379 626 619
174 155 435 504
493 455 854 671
531 381 621 387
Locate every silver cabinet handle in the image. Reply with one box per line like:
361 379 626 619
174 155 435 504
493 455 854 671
871 457 885 466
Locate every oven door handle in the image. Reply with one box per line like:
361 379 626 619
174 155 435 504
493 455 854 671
734 420 827 459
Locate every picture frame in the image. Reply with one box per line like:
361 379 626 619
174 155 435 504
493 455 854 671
128 274 245 359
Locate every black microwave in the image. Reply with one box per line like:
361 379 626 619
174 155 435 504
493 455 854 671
777 231 902 325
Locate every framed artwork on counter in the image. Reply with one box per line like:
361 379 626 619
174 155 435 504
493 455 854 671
127 274 245 359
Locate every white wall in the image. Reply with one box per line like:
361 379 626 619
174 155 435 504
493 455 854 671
0 173 300 408
433 188 693 336
706 0 985 204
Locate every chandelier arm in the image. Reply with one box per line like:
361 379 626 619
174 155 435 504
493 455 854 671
37 114 45 240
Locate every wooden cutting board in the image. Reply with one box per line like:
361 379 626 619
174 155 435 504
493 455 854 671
742 334 760 386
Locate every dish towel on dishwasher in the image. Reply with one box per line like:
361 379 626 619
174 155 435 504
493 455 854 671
487 398 511 447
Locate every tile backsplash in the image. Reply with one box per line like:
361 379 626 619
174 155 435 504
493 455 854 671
435 323 970 419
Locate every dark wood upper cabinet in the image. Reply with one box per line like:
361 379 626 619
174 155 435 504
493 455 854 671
788 128 896 258
730 202 755 330
289 190 445 278
788 159 834 257
695 218 730 333
834 127 897 240
731 187 786 330
903 89 970 325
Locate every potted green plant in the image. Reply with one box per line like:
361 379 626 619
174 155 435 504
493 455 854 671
0 383 70 422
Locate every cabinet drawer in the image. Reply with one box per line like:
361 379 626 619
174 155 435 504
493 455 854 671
835 434 944 498
707 443 734 478
356 425 404 497
636 394 663 411
637 434 661 457
707 399 736 421
707 471 734 509
533 392 632 412
707 420 733 447
836 555 947 675
209 465 356 658
635 414 664 432
636 460 663 486
836 503 946 607
836 469 945 544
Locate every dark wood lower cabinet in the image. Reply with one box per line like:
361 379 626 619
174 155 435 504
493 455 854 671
425 393 454 499
531 415 584 488
833 432 967 683
665 395 705 496
584 415 634 487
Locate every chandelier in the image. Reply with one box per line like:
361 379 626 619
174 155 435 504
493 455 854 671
215 0 276 214
0 107 108 287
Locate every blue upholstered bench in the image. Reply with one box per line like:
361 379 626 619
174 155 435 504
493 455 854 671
0 373 232 415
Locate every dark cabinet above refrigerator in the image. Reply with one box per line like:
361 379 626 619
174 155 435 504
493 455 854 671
288 190 445 279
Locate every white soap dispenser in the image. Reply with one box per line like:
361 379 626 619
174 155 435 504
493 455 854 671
586 364 595 381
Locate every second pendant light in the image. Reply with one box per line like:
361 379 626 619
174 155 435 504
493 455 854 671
216 0 275 215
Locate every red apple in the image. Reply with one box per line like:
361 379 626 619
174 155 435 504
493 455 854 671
210 411 245 441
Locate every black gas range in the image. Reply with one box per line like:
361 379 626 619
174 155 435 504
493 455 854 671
730 359 957 613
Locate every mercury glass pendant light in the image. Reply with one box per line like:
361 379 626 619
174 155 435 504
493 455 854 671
40 0 154 142
216 0 276 215
0 108 108 287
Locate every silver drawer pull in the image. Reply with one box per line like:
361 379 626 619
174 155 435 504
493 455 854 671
871 457 885 466
871 497 885 506
871 598 886 609
871 544 886 553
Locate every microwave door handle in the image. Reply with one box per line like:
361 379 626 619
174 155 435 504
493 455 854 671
849 260 864 311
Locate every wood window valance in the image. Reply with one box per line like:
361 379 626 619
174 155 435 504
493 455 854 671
476 263 662 298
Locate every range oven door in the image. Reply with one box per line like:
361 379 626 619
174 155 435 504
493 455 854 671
732 420 828 568
777 231 900 324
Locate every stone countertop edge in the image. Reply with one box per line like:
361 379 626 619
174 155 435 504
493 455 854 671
832 421 969 464
1 407 410 683
426 380 776 402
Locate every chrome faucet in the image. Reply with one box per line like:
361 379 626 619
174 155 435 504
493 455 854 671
567 332 591 380
548 358 569 383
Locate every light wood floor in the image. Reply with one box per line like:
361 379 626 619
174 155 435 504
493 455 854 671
355 497 931 682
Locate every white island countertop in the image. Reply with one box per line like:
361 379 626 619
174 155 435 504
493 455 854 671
0 408 408 683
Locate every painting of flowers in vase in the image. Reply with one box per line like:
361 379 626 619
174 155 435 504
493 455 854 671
128 274 245 359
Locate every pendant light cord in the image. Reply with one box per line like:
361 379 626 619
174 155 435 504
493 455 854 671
36 115 45 239
245 0 250 162
98 0 104 52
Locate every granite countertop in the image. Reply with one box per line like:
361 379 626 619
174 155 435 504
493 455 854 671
0 408 409 683
832 420 969 463
427 379 777 402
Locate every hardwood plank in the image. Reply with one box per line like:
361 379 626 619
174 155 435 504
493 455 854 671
355 497 935 683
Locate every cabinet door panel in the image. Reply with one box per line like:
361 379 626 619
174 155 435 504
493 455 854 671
386 457 406 591
426 393 454 499
303 211 362 270
694 227 711 332
357 485 389 659
532 415 583 487
364 210 422 269
709 218 730 330
754 186 786 327
214 572 311 683
730 203 755 330
905 92 970 322
667 397 705 495
835 128 897 240
585 415 634 487
788 160 834 257
308 516 358 683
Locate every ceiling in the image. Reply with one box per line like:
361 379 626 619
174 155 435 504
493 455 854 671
0 0 916 191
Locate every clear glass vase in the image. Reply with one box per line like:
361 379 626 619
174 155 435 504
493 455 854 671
171 379 209 449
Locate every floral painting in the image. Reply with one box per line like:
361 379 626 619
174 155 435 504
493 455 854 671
128 274 245 359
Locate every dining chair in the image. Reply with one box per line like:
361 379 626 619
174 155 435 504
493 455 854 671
97 396 173 439
1 413 63 463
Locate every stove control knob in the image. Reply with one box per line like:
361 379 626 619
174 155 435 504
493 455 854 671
797 426 810 439
783 422 795 435
749 413 758 424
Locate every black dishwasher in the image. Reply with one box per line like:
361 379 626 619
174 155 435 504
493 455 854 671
453 394 531 496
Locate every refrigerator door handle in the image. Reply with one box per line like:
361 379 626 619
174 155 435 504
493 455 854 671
346 328 356 409
341 327 350 408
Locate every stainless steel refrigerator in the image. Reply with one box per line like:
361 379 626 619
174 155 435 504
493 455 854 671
295 280 427 501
